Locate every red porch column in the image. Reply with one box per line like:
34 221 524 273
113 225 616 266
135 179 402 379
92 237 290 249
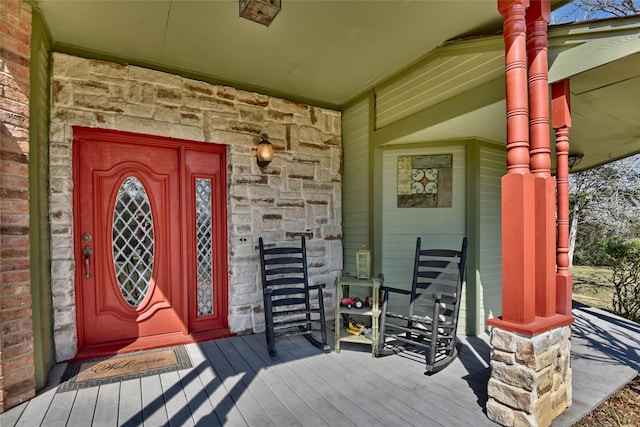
488 0 573 335
527 0 556 318
552 80 573 316
493 0 537 327
487 2 573 426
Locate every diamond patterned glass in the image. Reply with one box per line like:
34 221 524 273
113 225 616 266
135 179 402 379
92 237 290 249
112 177 154 307
195 178 214 316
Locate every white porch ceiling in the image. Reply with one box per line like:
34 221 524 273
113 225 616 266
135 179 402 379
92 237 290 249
35 0 504 108
33 1 640 170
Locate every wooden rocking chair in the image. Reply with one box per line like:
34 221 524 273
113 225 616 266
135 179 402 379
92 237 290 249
376 237 468 374
258 237 330 357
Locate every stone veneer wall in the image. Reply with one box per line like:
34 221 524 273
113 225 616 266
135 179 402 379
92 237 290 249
0 0 36 412
50 52 343 361
487 326 572 427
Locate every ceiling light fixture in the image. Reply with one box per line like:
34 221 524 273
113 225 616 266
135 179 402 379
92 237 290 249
239 0 281 27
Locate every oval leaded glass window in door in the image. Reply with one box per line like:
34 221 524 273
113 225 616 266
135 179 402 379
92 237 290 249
112 177 155 307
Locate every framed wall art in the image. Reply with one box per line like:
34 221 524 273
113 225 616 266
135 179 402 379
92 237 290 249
397 154 452 208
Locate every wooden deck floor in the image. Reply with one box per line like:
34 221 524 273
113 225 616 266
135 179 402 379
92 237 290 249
2 303 639 426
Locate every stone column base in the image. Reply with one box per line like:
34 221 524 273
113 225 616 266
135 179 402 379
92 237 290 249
487 325 572 427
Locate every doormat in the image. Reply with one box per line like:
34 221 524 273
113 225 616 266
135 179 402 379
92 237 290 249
57 346 192 392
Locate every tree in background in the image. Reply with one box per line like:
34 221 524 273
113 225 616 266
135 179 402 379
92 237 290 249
569 156 640 320
569 155 640 266
602 237 640 321
558 1 640 321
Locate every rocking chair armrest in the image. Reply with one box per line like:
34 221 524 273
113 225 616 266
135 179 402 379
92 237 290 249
309 283 326 300
430 292 458 304
381 286 411 295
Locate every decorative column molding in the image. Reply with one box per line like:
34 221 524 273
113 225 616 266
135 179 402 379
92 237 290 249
499 0 531 175
552 80 573 316
526 0 551 177
527 0 556 319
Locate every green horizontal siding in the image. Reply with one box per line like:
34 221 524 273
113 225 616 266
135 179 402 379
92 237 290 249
342 96 370 276
380 144 467 332
478 143 504 328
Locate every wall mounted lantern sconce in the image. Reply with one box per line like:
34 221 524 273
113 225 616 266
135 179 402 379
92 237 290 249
567 153 584 170
256 133 273 170
239 0 281 26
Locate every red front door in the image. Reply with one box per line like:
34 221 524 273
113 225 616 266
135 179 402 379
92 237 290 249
73 127 229 357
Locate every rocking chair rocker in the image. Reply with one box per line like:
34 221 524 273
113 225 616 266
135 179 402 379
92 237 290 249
376 237 468 374
258 237 330 357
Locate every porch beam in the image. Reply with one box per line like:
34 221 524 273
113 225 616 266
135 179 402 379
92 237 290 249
370 77 505 147
548 32 640 83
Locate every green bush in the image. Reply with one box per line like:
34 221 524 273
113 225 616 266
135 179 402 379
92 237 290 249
574 222 611 266
602 237 640 321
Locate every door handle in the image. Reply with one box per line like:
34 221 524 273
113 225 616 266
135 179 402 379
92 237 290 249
82 232 93 279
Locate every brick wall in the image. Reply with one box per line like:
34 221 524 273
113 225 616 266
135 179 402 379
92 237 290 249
50 53 343 361
0 0 36 413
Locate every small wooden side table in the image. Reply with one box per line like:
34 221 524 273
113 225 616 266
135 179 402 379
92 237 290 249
334 273 383 356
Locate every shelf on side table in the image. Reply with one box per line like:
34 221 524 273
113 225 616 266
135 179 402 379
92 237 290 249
334 274 383 356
